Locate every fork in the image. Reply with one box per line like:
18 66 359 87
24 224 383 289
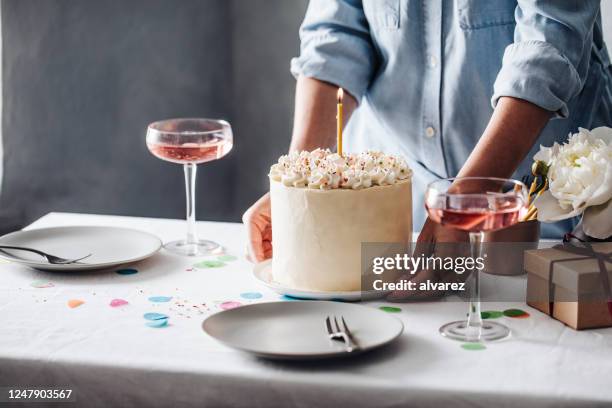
325 315 360 352
0 245 92 265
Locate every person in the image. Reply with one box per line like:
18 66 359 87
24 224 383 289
243 0 612 264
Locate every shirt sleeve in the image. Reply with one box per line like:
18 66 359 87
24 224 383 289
290 0 378 103
492 0 601 118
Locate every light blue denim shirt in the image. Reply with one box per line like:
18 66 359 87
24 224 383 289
290 0 612 238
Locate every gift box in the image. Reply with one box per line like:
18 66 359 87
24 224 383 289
525 242 612 330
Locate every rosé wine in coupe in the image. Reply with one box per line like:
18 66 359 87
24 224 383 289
146 118 233 257
426 206 522 232
425 177 527 343
147 136 232 164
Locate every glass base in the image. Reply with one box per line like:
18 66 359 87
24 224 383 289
164 239 223 256
439 320 510 342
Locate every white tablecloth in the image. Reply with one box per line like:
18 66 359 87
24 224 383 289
1 213 611 408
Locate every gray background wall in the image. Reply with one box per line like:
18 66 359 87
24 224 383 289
0 0 307 232
0 1 610 232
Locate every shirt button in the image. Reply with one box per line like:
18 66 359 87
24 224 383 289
425 126 436 138
427 55 438 68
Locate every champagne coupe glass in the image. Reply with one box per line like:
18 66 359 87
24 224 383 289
425 177 528 342
146 118 233 256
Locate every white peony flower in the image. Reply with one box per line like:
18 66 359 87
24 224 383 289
535 127 612 238
533 142 559 165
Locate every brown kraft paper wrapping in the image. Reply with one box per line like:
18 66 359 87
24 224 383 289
525 242 612 330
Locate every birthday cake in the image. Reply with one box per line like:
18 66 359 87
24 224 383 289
269 149 412 292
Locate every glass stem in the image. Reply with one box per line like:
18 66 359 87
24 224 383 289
466 231 484 341
184 163 198 255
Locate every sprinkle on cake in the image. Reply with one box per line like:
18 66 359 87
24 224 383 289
269 149 412 189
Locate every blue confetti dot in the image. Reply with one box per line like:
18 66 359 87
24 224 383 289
280 295 301 301
240 292 263 300
143 312 168 321
116 268 138 275
148 296 173 303
146 319 169 328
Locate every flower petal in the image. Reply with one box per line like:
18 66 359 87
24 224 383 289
589 126 612 145
535 191 583 221
533 145 552 163
582 200 612 239
585 164 612 207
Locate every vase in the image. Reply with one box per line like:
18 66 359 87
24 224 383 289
483 220 540 276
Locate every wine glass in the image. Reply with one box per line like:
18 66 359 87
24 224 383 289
425 177 528 342
146 118 233 256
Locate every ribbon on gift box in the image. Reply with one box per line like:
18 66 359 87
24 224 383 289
547 235 612 318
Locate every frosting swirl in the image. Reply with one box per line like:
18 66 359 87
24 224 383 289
269 149 411 190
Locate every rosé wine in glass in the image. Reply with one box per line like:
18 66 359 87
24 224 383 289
146 118 233 256
425 177 528 342
147 136 233 165
426 199 523 233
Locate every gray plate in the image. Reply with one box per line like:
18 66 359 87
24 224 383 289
202 301 404 359
0 226 162 271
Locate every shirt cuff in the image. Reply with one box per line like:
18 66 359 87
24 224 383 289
290 33 374 103
491 40 582 118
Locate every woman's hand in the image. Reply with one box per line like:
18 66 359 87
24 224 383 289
242 193 272 263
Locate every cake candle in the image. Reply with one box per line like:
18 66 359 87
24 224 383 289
337 88 344 157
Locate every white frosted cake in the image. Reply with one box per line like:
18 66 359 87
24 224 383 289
269 149 412 292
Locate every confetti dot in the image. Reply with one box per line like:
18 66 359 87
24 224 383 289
110 299 129 307
67 299 85 309
240 292 263 300
379 306 401 313
116 268 138 275
30 280 54 288
280 295 300 301
217 254 237 262
194 260 226 269
148 296 173 303
219 301 242 310
461 343 486 351
481 310 503 319
503 308 530 318
146 319 168 328
143 312 169 321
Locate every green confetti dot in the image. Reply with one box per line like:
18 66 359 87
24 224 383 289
193 260 226 269
217 254 237 262
461 343 486 351
379 306 402 313
481 310 503 319
503 308 529 318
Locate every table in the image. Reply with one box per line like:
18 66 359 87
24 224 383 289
1 212 611 408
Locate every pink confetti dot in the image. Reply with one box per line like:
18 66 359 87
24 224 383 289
110 299 129 307
219 301 242 310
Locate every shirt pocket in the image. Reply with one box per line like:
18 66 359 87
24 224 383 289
363 0 400 31
457 0 516 30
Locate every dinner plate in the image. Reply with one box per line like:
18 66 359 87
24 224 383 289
253 259 388 301
202 301 404 359
0 226 162 271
